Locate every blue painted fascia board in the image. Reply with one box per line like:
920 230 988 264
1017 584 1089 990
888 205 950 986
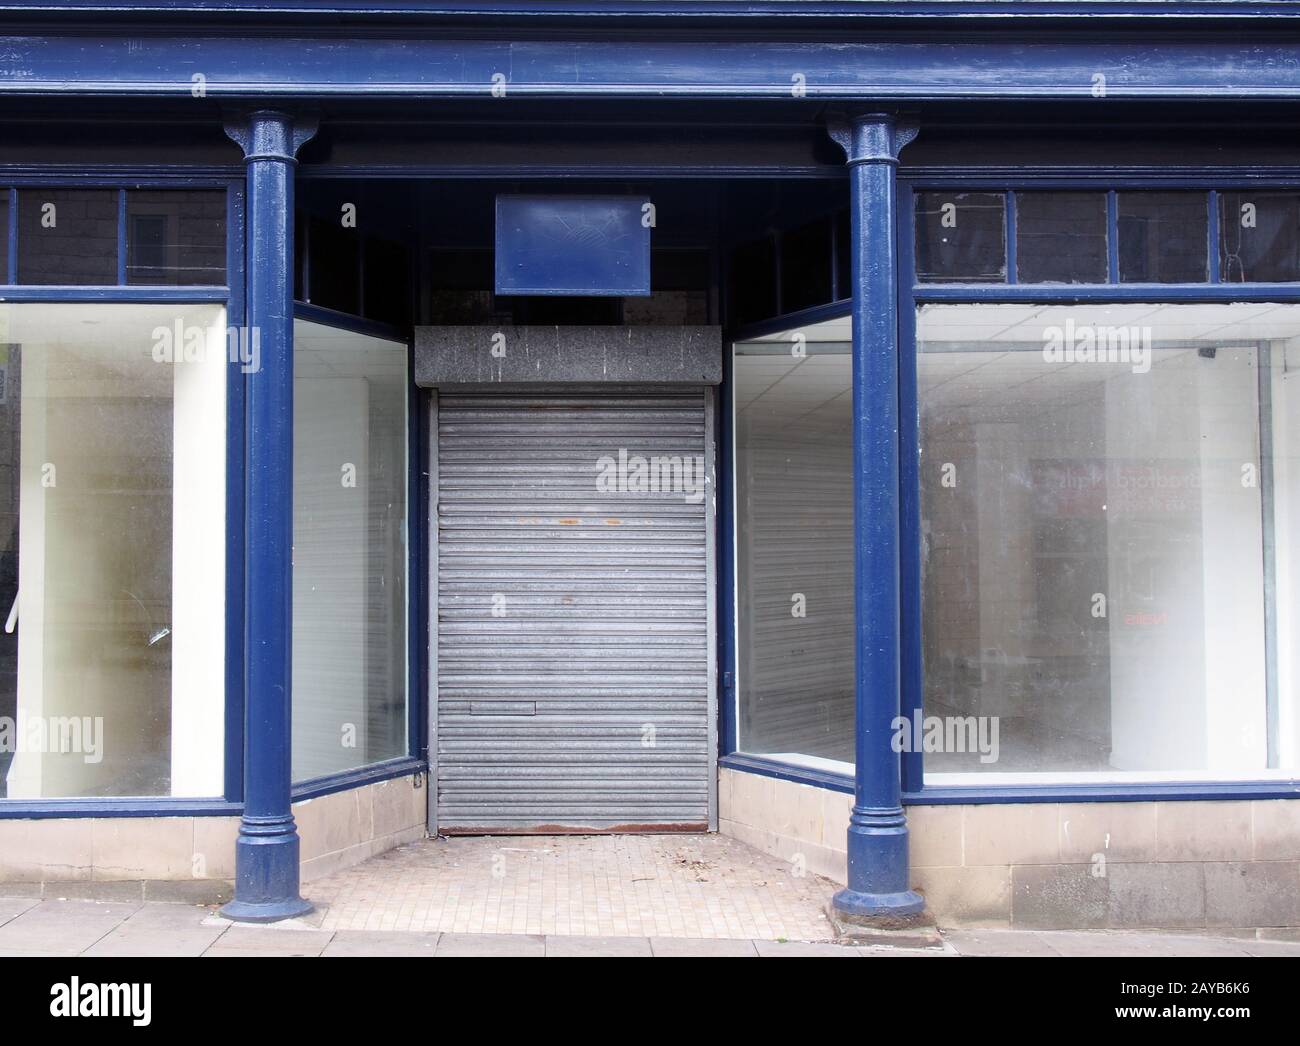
5 2 1300 23
2 34 1300 100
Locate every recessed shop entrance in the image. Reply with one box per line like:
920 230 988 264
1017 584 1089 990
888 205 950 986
428 379 717 833
289 170 848 836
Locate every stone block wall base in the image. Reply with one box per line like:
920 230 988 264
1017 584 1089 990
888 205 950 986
1 879 233 905
720 767 1300 932
0 773 428 887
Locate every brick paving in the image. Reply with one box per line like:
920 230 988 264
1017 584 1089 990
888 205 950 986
304 834 839 940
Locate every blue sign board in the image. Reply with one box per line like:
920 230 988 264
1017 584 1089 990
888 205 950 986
495 194 651 296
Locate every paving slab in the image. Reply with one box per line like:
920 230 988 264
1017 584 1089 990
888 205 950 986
202 925 334 957
1240 939 1300 957
321 930 442 957
0 899 142 956
648 937 758 957
83 902 227 957
435 932 545 957
0 897 39 928
944 929 1066 957
545 935 653 957
1035 931 1256 958
753 940 860 957
857 944 956 957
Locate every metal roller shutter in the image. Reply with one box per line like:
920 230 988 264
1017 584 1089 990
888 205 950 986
433 388 716 832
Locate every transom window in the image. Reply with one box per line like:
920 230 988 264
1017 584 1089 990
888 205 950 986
1 188 227 287
914 190 1300 285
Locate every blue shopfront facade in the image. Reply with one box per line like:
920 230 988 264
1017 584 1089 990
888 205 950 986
1 1 1299 931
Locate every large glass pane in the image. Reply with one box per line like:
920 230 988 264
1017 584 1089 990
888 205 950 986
18 190 118 285
733 318 854 768
918 302 1300 780
0 302 227 798
292 320 408 781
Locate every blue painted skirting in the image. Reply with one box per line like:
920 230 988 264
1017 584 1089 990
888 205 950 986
0 760 427 819
291 758 427 804
0 799 243 819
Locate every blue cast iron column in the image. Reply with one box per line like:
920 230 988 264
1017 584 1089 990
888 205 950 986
221 109 317 923
828 111 926 924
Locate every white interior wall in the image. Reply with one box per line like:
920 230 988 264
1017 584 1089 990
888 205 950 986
1105 353 1210 770
1103 349 1265 771
1197 348 1267 770
169 314 228 796
1272 337 1300 769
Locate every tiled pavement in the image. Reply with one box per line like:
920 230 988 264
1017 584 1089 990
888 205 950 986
1 896 1298 956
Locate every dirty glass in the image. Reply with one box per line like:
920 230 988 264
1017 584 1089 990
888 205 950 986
1219 191 1300 283
917 301 1300 780
0 302 227 799
733 318 855 768
1016 192 1109 284
292 319 409 782
18 189 117 285
915 191 1006 283
1117 192 1208 283
126 190 227 286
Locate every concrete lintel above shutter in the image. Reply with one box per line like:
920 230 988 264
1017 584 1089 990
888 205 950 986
414 325 721 388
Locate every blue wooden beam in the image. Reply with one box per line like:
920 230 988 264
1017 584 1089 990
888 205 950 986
7 2 1299 22
220 108 317 924
827 110 926 925
0 34 1298 100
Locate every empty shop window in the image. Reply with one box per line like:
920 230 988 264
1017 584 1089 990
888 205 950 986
0 302 227 799
917 301 1300 781
291 319 409 782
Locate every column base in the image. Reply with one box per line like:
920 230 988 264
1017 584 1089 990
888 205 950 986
219 896 315 924
222 818 312 923
831 886 927 922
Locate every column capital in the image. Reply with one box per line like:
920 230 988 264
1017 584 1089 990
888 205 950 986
222 108 319 164
825 110 919 165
